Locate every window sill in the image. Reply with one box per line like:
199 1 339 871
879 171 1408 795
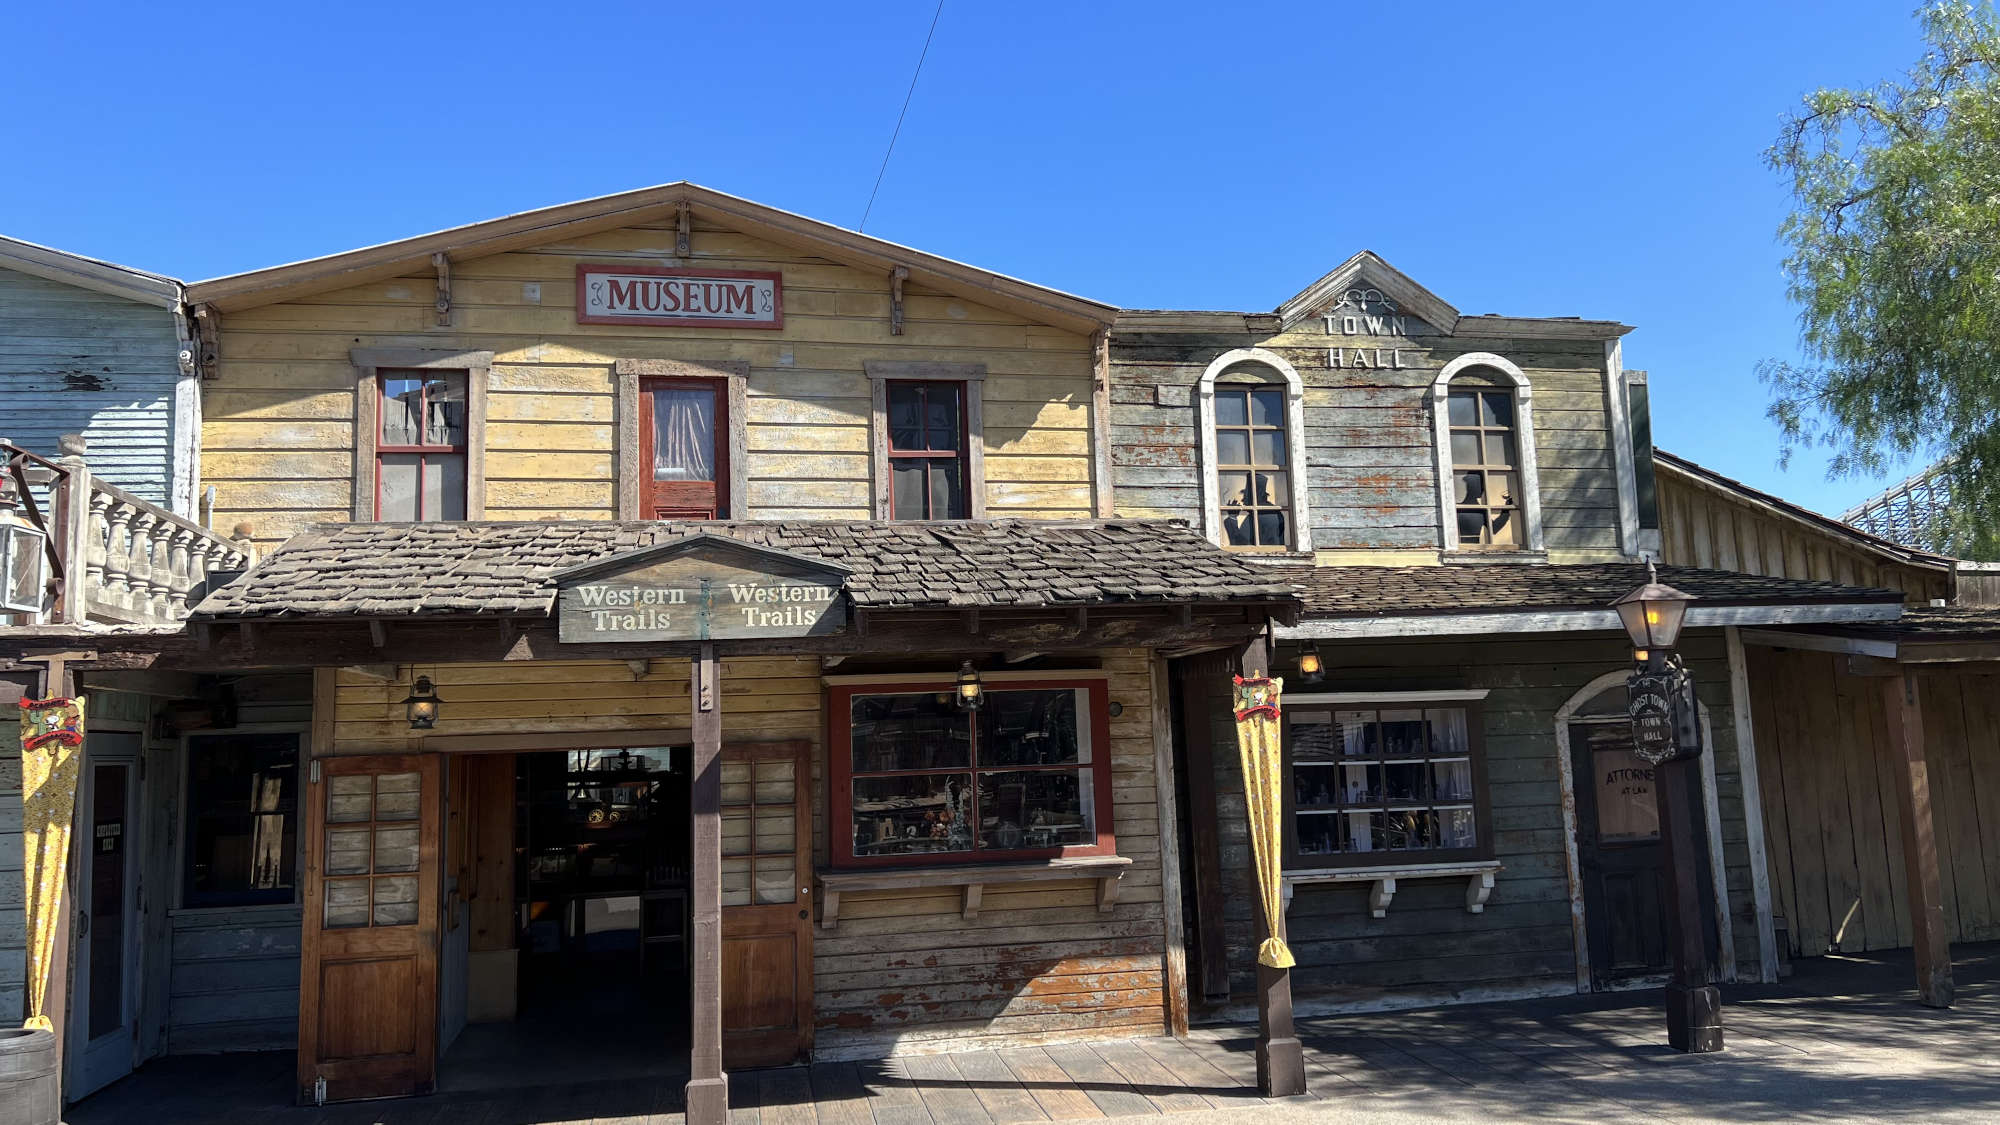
1281 859 1502 918
1439 550 1548 565
1223 549 1317 566
816 854 1132 929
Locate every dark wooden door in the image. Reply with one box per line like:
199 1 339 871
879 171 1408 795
719 741 813 1067
641 376 729 519
1570 722 1718 988
298 754 441 1103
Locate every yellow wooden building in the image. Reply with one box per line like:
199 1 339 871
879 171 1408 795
6 185 1297 1120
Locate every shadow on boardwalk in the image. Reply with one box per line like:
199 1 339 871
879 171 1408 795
67 943 2000 1124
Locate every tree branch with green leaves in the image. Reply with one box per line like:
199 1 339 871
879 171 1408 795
1762 1 2000 557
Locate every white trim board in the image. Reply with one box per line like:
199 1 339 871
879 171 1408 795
1736 628 1898 659
1286 689 1491 704
1279 602 1903 640
1604 339 1642 557
1196 348 1314 553
1726 626 1781 983
1430 353 1544 554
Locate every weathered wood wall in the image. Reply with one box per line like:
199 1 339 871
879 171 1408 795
1657 462 1951 602
0 671 29 1024
0 266 185 509
1197 633 1756 1008
203 220 1096 548
1111 319 1624 560
325 651 1168 1058
1749 647 2000 955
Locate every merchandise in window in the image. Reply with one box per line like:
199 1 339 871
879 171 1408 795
1286 703 1489 868
832 681 1114 866
1213 383 1290 549
183 732 301 908
377 369 468 521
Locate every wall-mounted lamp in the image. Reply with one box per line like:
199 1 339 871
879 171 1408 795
955 660 984 711
402 675 443 730
1297 641 1325 685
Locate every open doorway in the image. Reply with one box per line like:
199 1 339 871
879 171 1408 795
440 746 692 1093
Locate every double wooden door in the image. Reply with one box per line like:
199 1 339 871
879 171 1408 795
297 755 441 1104
720 741 813 1068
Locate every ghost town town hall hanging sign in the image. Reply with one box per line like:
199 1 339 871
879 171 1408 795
575 264 784 328
553 534 848 643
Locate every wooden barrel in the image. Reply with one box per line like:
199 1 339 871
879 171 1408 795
0 1028 59 1125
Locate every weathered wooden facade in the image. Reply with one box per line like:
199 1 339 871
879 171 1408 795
1 185 1310 1122
1106 254 1907 1024
1654 449 1999 991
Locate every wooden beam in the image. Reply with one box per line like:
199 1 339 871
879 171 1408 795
1882 671 1956 1008
192 304 220 378
676 203 692 257
1725 627 1781 984
889 265 909 336
1236 631 1304 1097
368 620 388 649
685 643 727 1124
1150 655 1190 1037
431 252 451 326
1091 327 1114 519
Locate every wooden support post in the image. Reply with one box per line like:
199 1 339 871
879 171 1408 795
1883 671 1955 1008
1656 755 1723 1051
1239 631 1304 1097
685 643 729 1124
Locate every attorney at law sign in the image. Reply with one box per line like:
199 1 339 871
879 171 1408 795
575 264 783 329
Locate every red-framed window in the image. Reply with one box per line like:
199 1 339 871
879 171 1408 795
885 380 967 519
376 369 468 521
641 376 729 519
829 678 1115 868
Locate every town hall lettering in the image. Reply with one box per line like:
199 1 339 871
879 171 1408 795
1320 287 1419 369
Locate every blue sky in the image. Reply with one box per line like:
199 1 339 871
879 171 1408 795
0 1 1935 516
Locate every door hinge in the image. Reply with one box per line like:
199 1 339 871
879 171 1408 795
313 1075 327 1106
310 759 322 784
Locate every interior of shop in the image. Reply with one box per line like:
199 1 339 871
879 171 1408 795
439 746 692 1091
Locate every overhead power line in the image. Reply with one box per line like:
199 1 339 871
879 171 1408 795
859 0 945 233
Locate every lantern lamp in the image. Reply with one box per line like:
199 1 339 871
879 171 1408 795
0 478 49 616
1297 641 1325 685
955 660 984 711
1611 563 1694 654
402 675 443 730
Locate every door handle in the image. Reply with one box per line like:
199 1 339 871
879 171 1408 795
76 912 89 938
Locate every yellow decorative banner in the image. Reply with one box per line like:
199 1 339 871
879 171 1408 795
1232 675 1294 969
18 694 84 1032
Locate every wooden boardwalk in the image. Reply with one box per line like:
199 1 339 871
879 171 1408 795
67 943 2000 1124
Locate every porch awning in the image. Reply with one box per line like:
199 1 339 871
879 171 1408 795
189 518 1301 622
1284 563 1905 640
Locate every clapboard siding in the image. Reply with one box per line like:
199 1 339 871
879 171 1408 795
205 220 1097 548
165 906 302 1053
1201 632 1755 1005
0 266 183 508
1111 325 1625 559
1656 458 1950 602
812 649 1166 1059
0 675 25 1025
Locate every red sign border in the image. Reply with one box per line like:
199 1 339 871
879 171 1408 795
574 264 785 330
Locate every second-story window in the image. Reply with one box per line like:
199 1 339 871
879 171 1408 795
887 380 967 519
377 370 467 521
1449 385 1520 548
642 376 729 519
1215 383 1291 549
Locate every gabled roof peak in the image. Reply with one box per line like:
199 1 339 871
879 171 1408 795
1276 250 1459 333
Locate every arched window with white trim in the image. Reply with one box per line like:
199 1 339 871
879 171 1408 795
1430 353 1544 554
1198 348 1312 553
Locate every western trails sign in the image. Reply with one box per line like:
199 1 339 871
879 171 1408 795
553 534 847 643
575 264 783 329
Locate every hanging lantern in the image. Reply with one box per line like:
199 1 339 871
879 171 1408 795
1611 563 1694 657
0 476 49 615
401 675 443 730
1297 641 1325 685
954 660 984 711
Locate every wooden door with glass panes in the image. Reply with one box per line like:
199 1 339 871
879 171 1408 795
297 755 440 1104
719 741 813 1067
642 376 729 519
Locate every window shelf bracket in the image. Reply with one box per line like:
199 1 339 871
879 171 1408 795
1280 860 1502 919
